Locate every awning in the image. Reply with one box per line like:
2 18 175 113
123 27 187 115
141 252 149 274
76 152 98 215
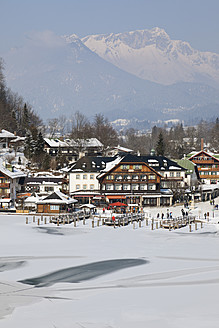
107 195 126 199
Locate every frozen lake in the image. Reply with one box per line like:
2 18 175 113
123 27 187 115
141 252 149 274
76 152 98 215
0 200 219 328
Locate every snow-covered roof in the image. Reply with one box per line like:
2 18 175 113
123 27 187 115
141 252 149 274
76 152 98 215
0 161 26 179
44 137 103 148
169 166 181 170
79 204 96 209
98 156 123 178
44 138 69 147
113 145 133 153
24 194 41 203
10 136 26 143
0 130 16 139
37 191 77 205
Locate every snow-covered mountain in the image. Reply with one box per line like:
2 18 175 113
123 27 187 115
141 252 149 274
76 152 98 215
82 28 219 88
3 30 219 125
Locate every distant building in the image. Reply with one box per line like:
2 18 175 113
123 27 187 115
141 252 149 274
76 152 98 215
44 137 103 163
0 130 17 149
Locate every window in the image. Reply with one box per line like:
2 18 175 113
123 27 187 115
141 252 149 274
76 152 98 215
133 165 142 170
83 184 87 190
106 184 113 190
50 205 59 211
132 184 139 190
121 164 129 170
45 186 54 192
90 184 94 190
76 174 80 180
141 175 147 180
90 174 94 180
140 184 147 190
169 172 174 177
106 175 114 180
132 175 138 180
123 184 130 190
148 184 156 190
115 184 122 190
149 174 156 179
176 172 181 177
76 184 80 190
83 174 87 180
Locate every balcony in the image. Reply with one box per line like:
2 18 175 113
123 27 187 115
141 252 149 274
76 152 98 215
0 183 10 188
193 159 215 164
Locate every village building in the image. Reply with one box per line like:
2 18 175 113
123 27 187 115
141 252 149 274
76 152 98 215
36 191 77 214
0 130 17 150
24 175 66 195
141 152 187 189
188 149 219 185
67 156 117 205
0 161 26 207
44 137 103 163
97 154 173 207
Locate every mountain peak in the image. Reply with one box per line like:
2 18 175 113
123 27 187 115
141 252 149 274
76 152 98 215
82 28 219 86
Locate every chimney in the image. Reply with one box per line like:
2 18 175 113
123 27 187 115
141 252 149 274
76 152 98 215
201 138 204 151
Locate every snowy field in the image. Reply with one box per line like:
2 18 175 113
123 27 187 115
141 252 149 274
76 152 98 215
0 199 219 328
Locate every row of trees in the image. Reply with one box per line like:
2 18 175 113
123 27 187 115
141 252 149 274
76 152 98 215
121 119 219 158
47 111 118 150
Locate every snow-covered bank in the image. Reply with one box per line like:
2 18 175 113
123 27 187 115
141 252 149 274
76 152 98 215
0 199 219 327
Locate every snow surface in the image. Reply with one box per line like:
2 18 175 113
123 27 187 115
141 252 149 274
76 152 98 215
0 199 219 327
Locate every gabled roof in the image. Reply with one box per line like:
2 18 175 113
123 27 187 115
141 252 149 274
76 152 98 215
188 150 219 162
98 154 162 179
37 191 77 205
0 130 16 139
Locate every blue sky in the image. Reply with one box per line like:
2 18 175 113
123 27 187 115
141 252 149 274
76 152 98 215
1 0 219 54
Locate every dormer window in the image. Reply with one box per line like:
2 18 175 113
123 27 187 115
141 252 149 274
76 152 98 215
82 163 86 168
121 164 129 170
92 161 96 168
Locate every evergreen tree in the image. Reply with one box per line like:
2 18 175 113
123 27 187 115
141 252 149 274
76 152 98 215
34 132 45 156
24 131 32 160
156 132 165 156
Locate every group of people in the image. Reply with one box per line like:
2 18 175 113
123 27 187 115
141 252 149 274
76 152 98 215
181 208 188 217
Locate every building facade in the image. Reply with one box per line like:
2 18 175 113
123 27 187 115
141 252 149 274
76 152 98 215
98 154 173 206
188 150 219 184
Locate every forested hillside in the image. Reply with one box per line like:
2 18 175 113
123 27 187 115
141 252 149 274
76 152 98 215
0 58 42 135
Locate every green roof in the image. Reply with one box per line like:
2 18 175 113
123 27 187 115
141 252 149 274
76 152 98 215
174 159 195 173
